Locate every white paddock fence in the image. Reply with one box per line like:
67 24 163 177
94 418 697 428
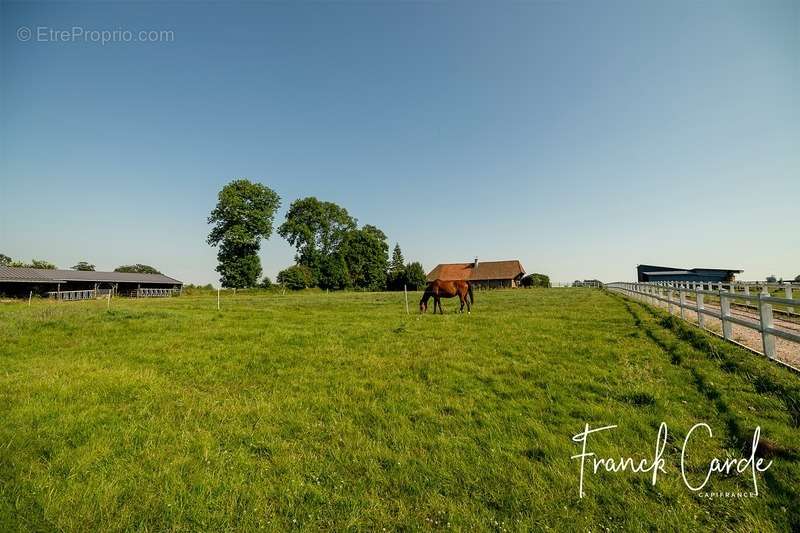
607 281 800 373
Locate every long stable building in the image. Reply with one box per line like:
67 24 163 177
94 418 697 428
636 264 742 283
0 266 183 298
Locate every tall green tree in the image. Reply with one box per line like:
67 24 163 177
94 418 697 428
0 254 11 266
72 261 95 271
214 241 262 288
207 179 281 288
315 253 350 290
403 261 427 290
342 225 389 291
278 197 356 260
389 244 404 273
278 197 356 289
386 243 406 290
115 264 161 274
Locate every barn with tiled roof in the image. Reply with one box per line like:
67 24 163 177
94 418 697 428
427 259 525 288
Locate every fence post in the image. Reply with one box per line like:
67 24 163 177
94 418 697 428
404 284 409 315
217 288 220 311
743 283 750 309
785 283 794 315
758 293 776 359
720 290 732 340
679 288 686 320
696 288 705 328
667 287 673 313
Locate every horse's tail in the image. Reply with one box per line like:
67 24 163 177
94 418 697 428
468 283 474 305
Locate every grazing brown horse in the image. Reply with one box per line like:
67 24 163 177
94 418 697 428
420 279 474 314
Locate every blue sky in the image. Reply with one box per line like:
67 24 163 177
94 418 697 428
1 1 798 285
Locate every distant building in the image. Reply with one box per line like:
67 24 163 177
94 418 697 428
0 266 183 298
636 264 742 283
427 259 525 288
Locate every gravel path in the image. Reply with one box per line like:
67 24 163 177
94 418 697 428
651 298 800 370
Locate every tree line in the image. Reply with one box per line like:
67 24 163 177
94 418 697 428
206 179 428 291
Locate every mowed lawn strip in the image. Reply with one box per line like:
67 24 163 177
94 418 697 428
0 289 797 530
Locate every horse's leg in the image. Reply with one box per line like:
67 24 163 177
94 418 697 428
459 294 465 313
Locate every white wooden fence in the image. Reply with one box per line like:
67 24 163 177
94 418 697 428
607 281 800 372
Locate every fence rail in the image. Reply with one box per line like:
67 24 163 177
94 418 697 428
45 288 178 300
47 289 96 301
607 281 800 373
135 288 176 298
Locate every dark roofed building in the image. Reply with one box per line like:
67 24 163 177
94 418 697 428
636 264 742 283
427 259 525 288
0 266 182 298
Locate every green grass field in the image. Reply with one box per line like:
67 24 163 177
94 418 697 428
1 289 799 531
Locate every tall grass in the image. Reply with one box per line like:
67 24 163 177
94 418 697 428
0 289 797 530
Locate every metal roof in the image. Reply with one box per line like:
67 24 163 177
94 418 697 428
0 266 182 285
642 270 692 276
638 264 742 273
